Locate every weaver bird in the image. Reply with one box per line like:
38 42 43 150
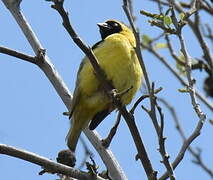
67 19 143 152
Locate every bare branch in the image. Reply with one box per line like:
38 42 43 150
0 46 36 64
0 144 104 180
124 0 164 137
165 35 211 75
156 100 176 180
180 1 213 15
159 6 207 177
149 0 213 75
102 112 122 148
165 35 184 64
2 0 72 107
202 24 213 44
159 115 204 180
130 94 150 114
123 1 160 179
159 98 213 179
142 40 210 179
150 0 213 15
141 43 213 111
123 3 152 93
170 5 206 121
190 149 213 178
169 0 213 76
145 5 207 166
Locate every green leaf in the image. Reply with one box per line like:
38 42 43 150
142 34 152 46
153 14 164 20
179 12 185 20
154 43 168 50
163 16 172 26
178 88 190 93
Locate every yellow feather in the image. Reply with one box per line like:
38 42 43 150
67 20 143 151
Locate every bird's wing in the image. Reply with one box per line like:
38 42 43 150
69 59 86 119
89 109 111 130
69 40 104 119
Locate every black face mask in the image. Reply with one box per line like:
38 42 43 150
98 21 122 40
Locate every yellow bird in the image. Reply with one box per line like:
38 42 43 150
67 19 143 152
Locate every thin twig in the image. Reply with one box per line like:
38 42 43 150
165 35 211 75
157 98 183 139
124 0 163 135
149 20 177 34
148 0 207 120
203 24 213 44
159 116 205 180
142 43 213 111
127 0 136 21
180 1 213 15
123 1 159 179
158 98 213 179
142 37 212 179
140 86 175 179
150 0 213 15
173 9 206 121
0 46 36 64
167 0 213 76
159 3 207 179
156 100 176 180
165 35 183 64
102 112 122 148
150 0 213 75
130 95 150 114
151 33 165 43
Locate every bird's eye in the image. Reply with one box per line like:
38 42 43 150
112 22 119 27
107 21 119 28
106 21 122 32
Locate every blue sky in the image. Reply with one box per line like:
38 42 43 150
0 0 212 180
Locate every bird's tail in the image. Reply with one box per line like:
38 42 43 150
66 124 81 152
66 115 88 152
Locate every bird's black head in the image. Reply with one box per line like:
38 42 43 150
97 20 122 40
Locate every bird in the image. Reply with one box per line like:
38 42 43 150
67 19 143 152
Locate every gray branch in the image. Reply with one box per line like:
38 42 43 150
0 144 105 180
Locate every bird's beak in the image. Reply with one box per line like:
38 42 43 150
97 22 109 29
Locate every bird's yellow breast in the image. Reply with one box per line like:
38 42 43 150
78 33 142 110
